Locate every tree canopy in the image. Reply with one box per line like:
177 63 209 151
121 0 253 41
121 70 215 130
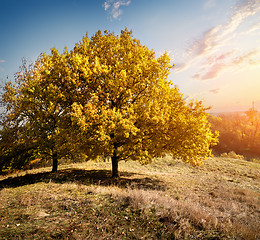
0 29 218 176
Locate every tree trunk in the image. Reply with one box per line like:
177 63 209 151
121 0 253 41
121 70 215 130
52 152 58 173
111 149 119 178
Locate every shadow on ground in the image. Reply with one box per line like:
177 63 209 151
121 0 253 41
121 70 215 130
0 168 166 191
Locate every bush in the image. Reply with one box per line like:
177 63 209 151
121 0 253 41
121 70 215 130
220 151 244 160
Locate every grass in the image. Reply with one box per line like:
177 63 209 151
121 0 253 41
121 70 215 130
0 156 259 239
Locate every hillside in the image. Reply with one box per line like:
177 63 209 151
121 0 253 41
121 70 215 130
0 156 259 239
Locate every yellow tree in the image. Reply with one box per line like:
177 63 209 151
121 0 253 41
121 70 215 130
0 29 217 176
68 29 218 177
0 50 82 172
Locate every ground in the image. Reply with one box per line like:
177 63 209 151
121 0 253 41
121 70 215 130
0 156 259 239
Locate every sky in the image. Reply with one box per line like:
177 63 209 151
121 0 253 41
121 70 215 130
0 0 259 113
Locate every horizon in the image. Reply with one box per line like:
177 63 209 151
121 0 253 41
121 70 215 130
0 0 260 113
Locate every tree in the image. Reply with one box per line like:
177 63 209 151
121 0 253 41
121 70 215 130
208 113 245 154
67 29 218 177
0 53 82 173
209 107 260 158
0 118 36 173
245 103 260 149
0 29 218 176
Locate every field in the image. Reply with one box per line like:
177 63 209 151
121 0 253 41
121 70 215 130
0 156 259 239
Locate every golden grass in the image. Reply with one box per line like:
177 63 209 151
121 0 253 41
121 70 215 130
0 156 259 239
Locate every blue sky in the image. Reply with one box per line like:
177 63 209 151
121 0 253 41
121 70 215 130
0 0 259 112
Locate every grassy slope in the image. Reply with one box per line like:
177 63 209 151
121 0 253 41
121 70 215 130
0 156 259 239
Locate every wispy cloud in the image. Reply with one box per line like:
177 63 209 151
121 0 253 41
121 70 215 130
181 0 260 80
214 51 235 63
187 25 221 58
0 60 5 72
174 62 189 72
194 63 227 80
232 49 259 65
193 49 259 80
193 63 226 80
103 0 131 20
222 0 260 37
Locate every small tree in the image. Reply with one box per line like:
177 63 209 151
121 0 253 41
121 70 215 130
0 53 81 172
245 104 260 149
0 119 36 173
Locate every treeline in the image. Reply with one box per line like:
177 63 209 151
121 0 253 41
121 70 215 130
209 107 260 159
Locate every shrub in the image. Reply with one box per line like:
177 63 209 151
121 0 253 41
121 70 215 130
220 151 244 160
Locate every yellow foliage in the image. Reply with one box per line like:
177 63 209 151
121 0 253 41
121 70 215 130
66 29 217 168
1 29 218 174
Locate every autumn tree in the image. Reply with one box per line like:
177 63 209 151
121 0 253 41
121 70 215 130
0 29 218 176
0 54 83 173
0 116 36 173
67 29 218 177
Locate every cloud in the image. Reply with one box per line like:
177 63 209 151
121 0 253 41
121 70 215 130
192 73 201 80
182 0 260 81
209 88 220 94
103 2 110 11
187 0 260 60
193 49 259 80
222 0 260 37
0 60 5 72
103 0 131 20
241 20 260 35
215 51 235 62
174 62 189 72
192 50 234 80
205 50 235 65
232 49 259 65
203 0 216 10
195 63 226 80
187 25 221 58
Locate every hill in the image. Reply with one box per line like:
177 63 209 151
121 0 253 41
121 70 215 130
0 156 259 239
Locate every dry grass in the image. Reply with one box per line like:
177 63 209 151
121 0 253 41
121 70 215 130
0 156 259 239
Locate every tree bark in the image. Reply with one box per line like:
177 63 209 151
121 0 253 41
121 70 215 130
52 152 58 173
111 148 119 178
